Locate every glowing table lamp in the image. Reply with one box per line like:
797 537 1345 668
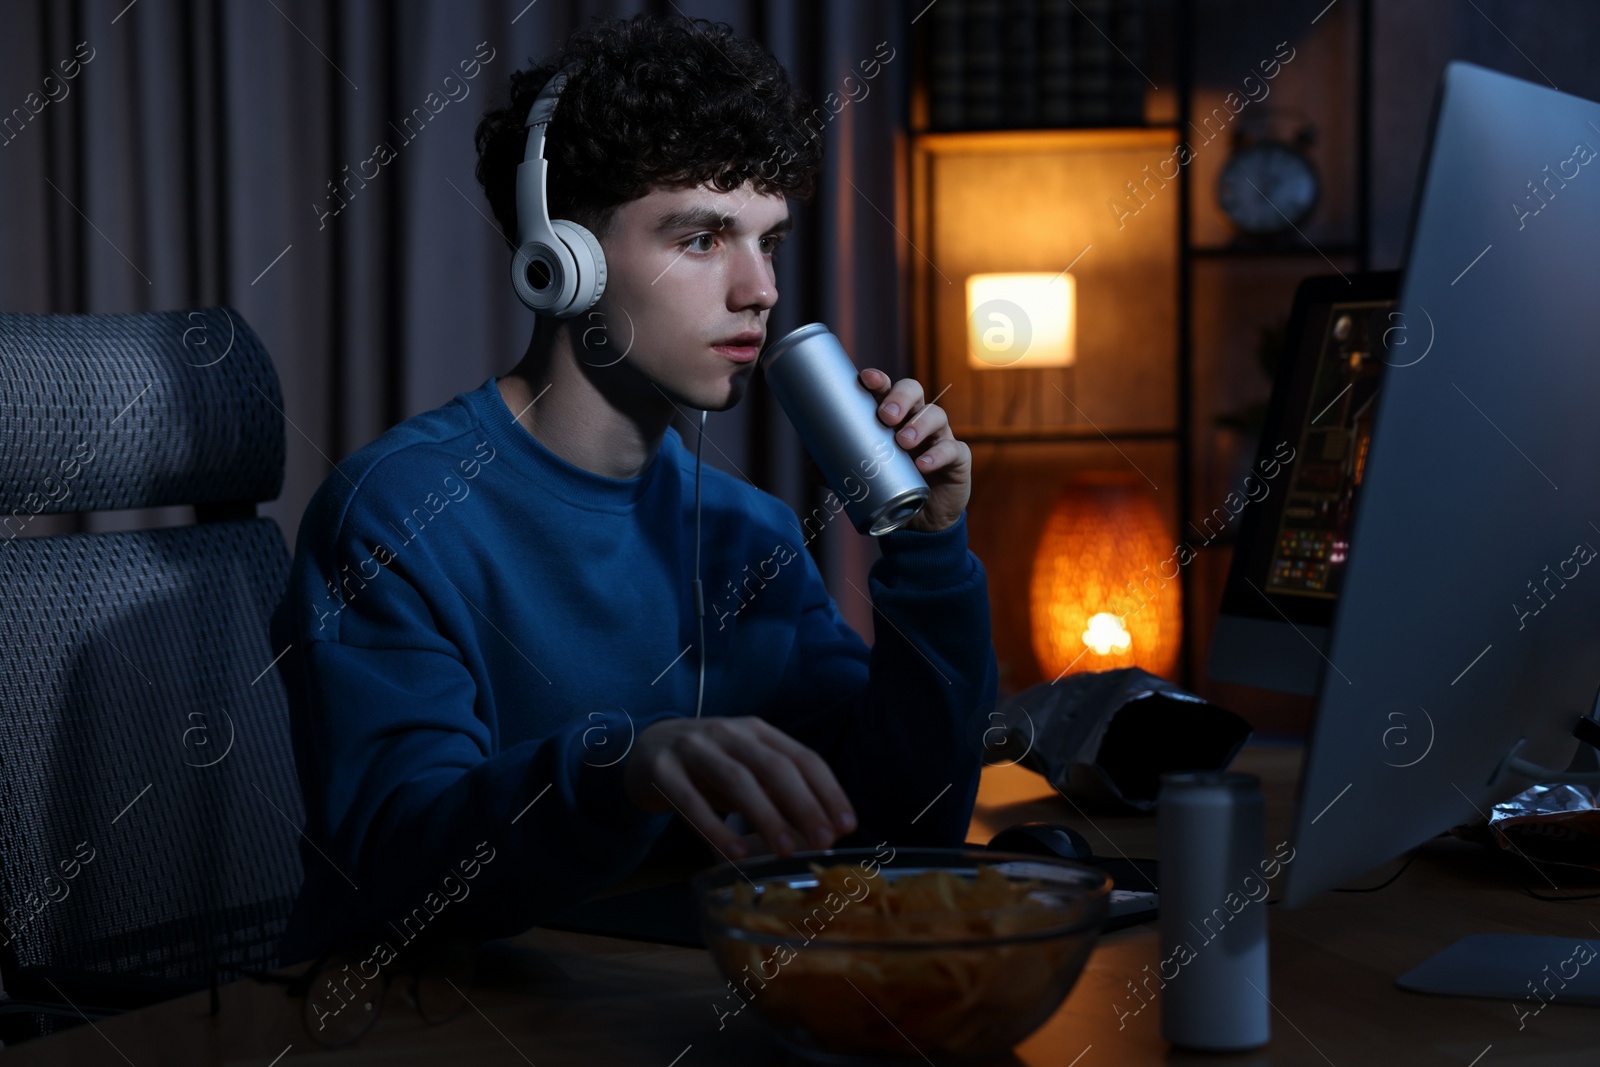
965 272 1076 370
1029 479 1182 680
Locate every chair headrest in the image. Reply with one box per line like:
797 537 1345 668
0 305 285 514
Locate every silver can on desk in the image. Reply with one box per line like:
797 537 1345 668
756 323 929 536
1157 770 1271 1051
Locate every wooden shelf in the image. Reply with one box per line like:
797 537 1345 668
911 120 1180 137
957 427 1180 444
1189 242 1364 259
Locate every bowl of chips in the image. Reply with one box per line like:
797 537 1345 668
692 846 1111 1064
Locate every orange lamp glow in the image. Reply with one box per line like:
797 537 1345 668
1029 479 1182 681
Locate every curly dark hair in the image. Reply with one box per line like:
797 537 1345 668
474 13 825 246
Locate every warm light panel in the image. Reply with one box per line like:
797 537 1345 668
965 272 1076 370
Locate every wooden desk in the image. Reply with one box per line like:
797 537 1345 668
5 745 1596 1065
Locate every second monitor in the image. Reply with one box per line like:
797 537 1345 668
1209 270 1401 697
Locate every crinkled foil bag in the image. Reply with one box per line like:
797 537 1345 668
985 667 1253 813
1485 783 1600 872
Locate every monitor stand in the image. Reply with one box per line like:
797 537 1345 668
1397 934 1600 1013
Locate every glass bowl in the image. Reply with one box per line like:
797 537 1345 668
691 846 1111 1065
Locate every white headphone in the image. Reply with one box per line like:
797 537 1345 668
510 63 607 316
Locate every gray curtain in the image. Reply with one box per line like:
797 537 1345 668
0 0 911 642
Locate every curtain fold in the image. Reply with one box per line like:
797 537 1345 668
0 0 909 644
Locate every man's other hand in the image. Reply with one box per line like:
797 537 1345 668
623 716 857 859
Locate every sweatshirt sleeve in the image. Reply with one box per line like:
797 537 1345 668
276 507 678 956
762 509 998 850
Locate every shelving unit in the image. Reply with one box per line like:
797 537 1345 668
901 0 1373 688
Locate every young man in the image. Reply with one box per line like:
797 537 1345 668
271 13 998 965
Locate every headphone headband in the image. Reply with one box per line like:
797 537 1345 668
517 66 568 216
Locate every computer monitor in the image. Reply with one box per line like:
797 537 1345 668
1209 270 1401 696
1217 60 1600 908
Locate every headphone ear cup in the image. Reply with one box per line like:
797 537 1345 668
549 219 607 316
510 236 577 315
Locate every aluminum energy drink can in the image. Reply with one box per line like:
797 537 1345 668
1156 771 1271 1051
757 323 929 536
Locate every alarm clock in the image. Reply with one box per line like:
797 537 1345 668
1216 128 1319 238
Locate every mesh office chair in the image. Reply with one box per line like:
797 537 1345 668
0 307 304 1038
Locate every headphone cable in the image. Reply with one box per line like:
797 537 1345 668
693 408 707 718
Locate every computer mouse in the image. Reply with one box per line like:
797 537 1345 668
986 822 1094 862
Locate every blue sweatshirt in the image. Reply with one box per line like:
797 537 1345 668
270 375 999 965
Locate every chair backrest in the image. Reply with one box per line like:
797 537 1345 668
0 307 302 995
